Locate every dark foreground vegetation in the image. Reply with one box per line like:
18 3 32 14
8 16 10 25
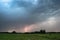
0 33 60 40
0 30 60 40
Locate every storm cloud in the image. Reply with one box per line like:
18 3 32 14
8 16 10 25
0 0 60 32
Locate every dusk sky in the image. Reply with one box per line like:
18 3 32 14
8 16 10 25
0 0 60 32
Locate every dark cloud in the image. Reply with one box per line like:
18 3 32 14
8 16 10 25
0 0 60 32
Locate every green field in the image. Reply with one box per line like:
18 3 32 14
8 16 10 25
0 34 60 40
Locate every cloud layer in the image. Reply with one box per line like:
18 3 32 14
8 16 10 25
0 0 60 32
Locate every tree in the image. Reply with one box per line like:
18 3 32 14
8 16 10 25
12 31 16 33
40 30 46 33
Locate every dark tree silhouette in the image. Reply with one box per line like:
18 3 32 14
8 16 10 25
40 30 46 33
12 31 16 33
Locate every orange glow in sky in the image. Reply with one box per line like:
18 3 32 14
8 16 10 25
24 24 36 32
24 26 28 32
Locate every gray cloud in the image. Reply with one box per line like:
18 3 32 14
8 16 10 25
0 0 60 32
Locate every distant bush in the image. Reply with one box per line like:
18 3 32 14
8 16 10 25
40 30 46 33
12 31 16 33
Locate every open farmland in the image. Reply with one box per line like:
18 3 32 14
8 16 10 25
0 33 60 40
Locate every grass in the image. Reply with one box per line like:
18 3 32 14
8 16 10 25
0 33 60 40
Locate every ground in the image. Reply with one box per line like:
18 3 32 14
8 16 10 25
0 33 60 40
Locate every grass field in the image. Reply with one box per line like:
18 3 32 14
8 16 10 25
0 33 60 40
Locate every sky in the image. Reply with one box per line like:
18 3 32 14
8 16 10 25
0 0 60 32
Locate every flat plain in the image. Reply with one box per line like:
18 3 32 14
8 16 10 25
0 33 60 40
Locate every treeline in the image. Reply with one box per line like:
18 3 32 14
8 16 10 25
0 30 60 34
